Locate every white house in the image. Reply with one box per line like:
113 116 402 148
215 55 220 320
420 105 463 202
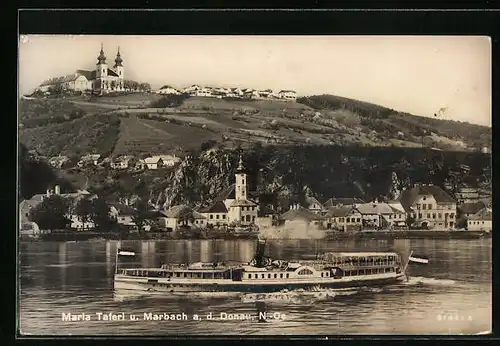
324 206 362 232
256 89 273 99
109 203 136 228
466 208 492 232
195 87 213 97
143 155 181 169
110 155 133 169
48 155 69 169
304 196 323 214
398 184 457 229
158 205 206 232
78 154 101 167
354 203 396 229
278 90 297 102
278 205 325 228
157 86 181 95
183 85 201 96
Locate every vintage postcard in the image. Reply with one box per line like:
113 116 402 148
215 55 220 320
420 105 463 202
18 35 492 336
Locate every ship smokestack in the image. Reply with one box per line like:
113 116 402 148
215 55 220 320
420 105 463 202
253 239 267 268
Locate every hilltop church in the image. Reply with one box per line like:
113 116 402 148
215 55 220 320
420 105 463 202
37 44 125 94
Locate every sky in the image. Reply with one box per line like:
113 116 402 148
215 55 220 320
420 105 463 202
18 35 491 127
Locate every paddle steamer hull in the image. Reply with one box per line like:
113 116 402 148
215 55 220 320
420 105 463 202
114 272 405 294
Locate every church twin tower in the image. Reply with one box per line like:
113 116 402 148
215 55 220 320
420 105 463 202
95 43 125 92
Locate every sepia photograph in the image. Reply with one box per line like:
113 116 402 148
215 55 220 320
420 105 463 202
18 35 492 336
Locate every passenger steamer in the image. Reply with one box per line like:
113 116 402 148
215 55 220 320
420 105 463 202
113 240 408 294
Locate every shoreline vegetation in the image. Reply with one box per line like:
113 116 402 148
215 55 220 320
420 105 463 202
20 229 490 242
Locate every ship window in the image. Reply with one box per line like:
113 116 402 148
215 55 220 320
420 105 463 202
385 268 391 273
298 269 313 275
268 274 271 279
280 273 283 278
352 270 357 276
325 271 329 276
359 270 365 275
183 273 187 278
248 274 252 279
176 272 180 277
286 274 289 278
321 272 324 277
261 274 265 279
274 274 277 278
345 271 350 276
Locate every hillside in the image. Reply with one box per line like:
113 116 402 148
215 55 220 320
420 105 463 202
18 93 491 158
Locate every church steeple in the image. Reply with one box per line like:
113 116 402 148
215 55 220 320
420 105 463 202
114 46 123 67
236 154 245 173
235 154 247 200
97 43 106 65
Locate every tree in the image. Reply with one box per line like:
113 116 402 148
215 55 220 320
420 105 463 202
28 195 71 230
48 83 65 96
19 143 59 200
90 197 116 231
74 198 93 231
131 199 150 231
178 208 195 227
405 215 416 229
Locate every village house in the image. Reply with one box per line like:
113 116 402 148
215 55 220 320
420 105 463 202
398 184 457 230
466 207 492 232
323 197 366 209
256 89 273 99
454 184 481 204
304 195 324 214
183 85 201 96
156 85 181 95
278 90 297 102
19 186 94 230
109 202 137 228
278 205 325 228
110 155 133 169
227 88 243 98
354 202 397 229
48 155 69 169
19 185 96 230
78 154 101 167
158 205 207 232
457 201 487 219
386 201 408 229
199 201 229 226
456 201 487 229
199 156 259 227
324 206 362 232
143 155 181 169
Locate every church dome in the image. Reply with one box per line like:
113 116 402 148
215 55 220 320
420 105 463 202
97 44 106 64
114 47 123 67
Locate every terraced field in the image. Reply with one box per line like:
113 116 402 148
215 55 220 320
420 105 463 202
20 94 488 158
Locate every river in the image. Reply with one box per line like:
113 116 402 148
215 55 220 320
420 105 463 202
18 238 491 336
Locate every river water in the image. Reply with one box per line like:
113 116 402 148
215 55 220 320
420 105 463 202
18 238 491 336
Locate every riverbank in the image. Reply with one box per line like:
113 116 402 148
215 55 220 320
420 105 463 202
326 230 491 240
19 229 490 242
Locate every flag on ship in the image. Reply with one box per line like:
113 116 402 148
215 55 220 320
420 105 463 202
117 248 136 256
408 254 429 264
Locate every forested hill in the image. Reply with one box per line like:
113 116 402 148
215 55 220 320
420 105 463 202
297 94 491 151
